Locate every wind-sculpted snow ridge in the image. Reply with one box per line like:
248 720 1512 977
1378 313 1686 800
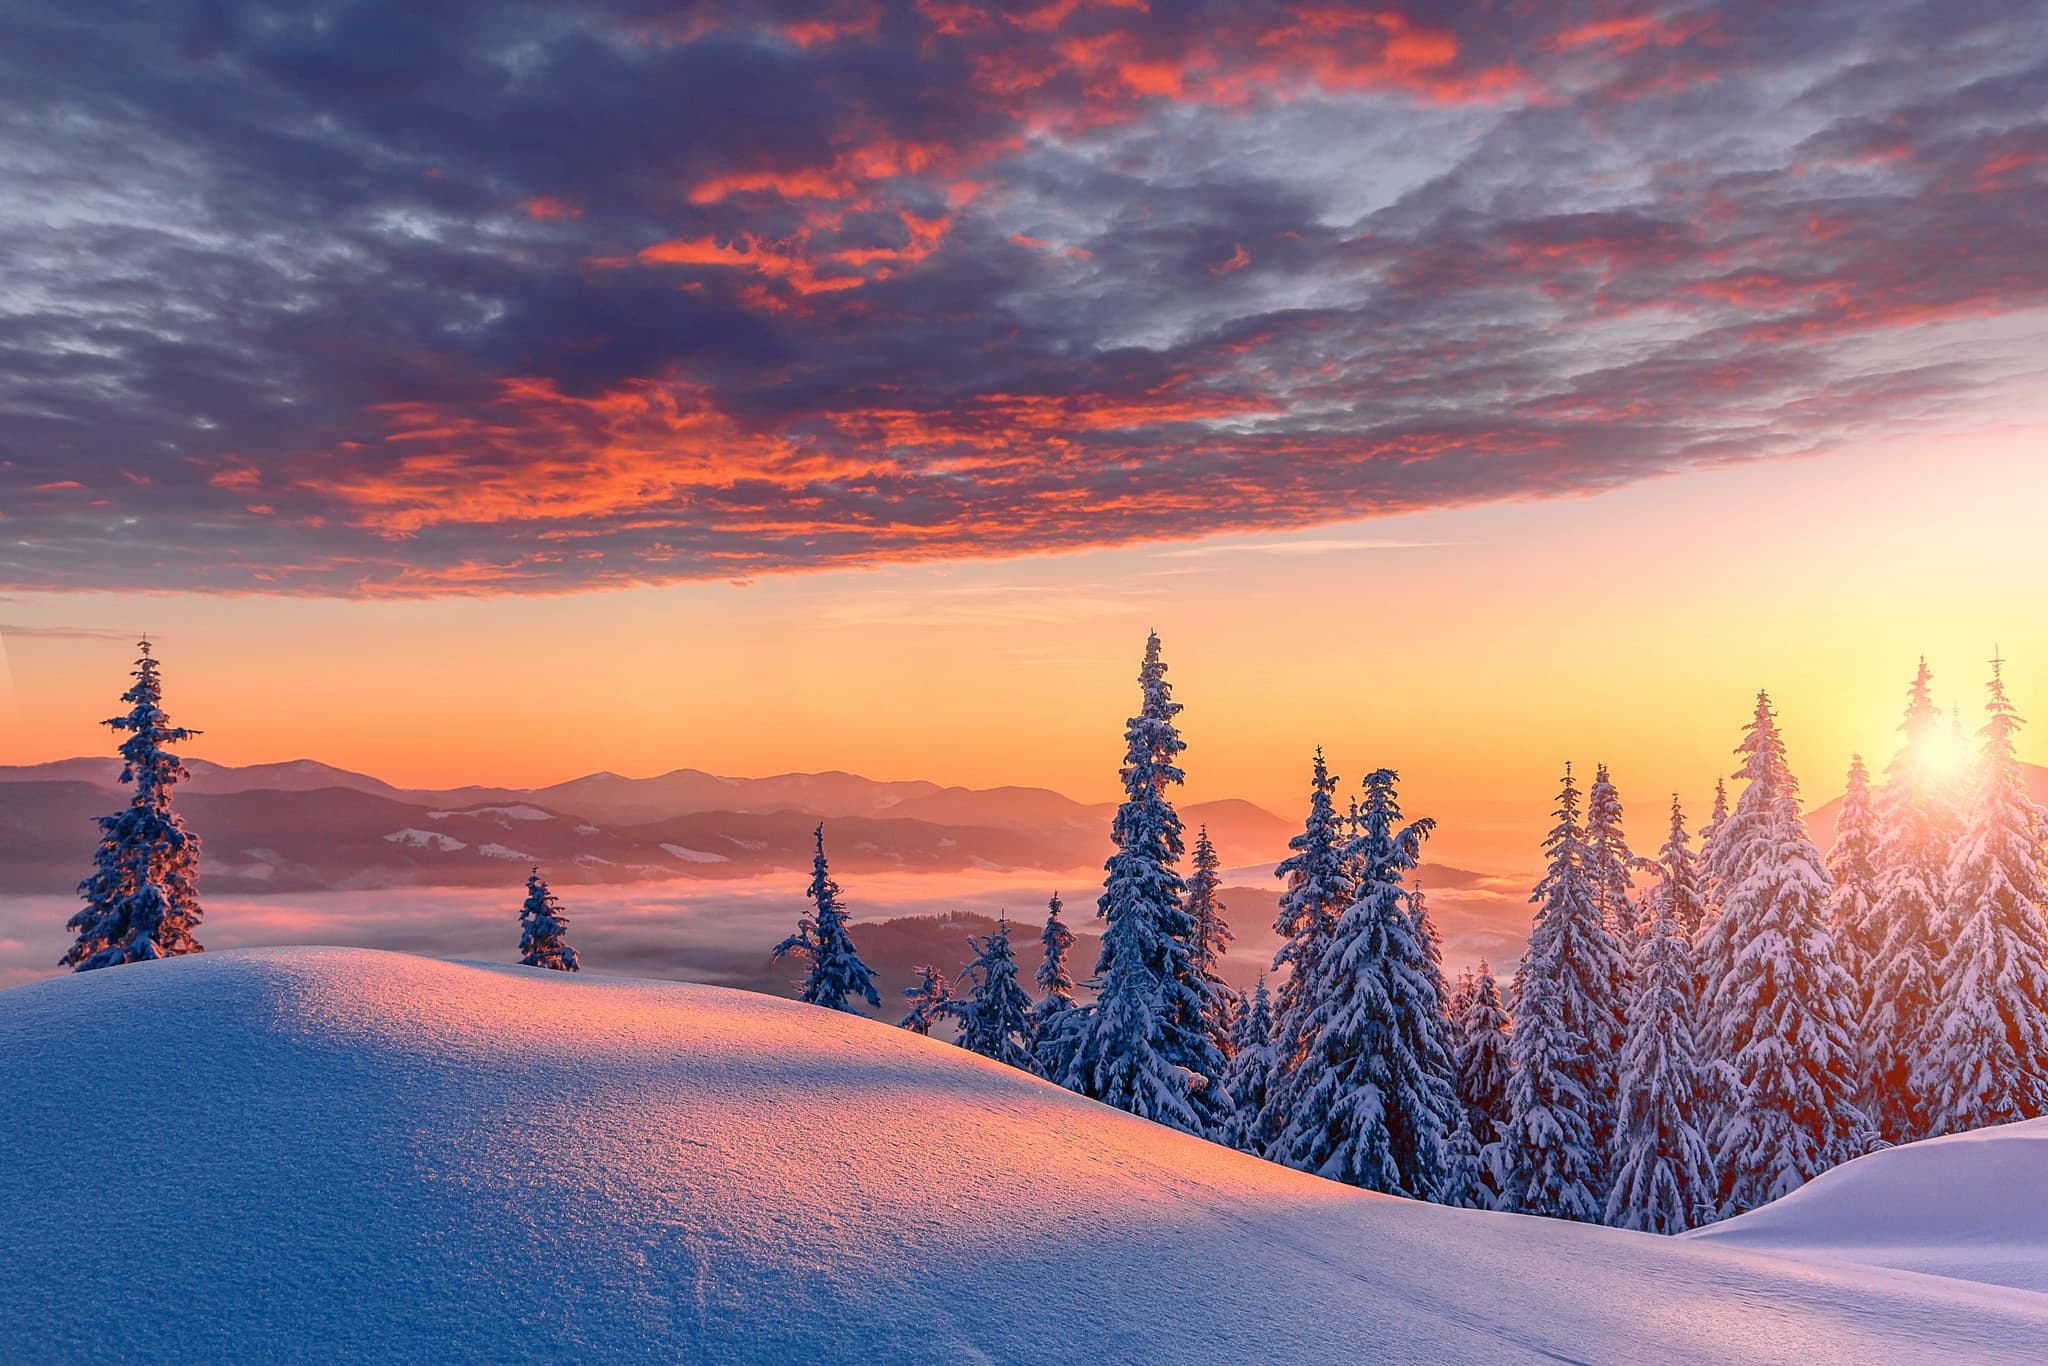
1686 1119 2048 1295
2 949 2045 1363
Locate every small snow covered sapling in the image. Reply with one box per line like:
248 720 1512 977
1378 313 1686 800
900 964 955 1037
518 869 581 971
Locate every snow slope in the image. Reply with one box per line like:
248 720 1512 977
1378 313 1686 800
1686 1119 2048 1294
2 949 2044 1363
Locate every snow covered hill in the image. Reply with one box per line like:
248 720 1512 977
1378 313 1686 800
1686 1119 2048 1294
3 949 2045 1363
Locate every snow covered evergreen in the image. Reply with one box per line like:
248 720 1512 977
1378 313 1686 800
1695 693 1866 1216
1501 766 1624 1222
1448 958 1513 1200
1918 660 2048 1135
1825 756 1882 988
1054 633 1225 1133
1438 1109 1490 1211
1862 661 1957 1143
773 825 882 1014
900 964 955 1037
1260 748 1350 1147
1273 770 1455 1199
1187 825 1232 978
65 640 206 971
516 870 581 971
952 915 1038 1071
1585 765 1646 940
1650 796 1710 941
1220 976 1279 1154
1698 777 1731 909
1606 893 1714 1234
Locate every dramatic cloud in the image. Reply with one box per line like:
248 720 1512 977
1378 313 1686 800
2 0 2044 594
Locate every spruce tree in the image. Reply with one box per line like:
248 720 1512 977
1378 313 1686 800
1696 692 1866 1216
1439 1109 1490 1211
953 915 1038 1071
66 640 206 971
901 964 955 1037
1501 765 1623 1222
1585 764 1647 940
1220 976 1280 1154
1862 661 1956 1143
1918 659 2048 1135
1825 756 1882 988
516 870 581 971
1056 633 1223 1133
774 824 882 1014
1698 777 1731 912
1261 748 1349 1145
1187 825 1232 977
1650 796 1710 940
1449 960 1513 1155
1607 894 1714 1234
1274 770 1455 1199
1031 892 1079 1075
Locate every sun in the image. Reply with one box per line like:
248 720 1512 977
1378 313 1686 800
1912 719 1974 786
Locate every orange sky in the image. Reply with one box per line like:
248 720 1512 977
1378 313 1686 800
4 428 2044 873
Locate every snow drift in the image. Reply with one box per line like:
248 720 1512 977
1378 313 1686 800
1687 1118 2048 1294
2 948 2044 1363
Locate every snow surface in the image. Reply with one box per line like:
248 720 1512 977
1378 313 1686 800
2 948 2045 1363
1686 1119 2048 1294
429 804 556 822
661 842 731 864
383 828 468 852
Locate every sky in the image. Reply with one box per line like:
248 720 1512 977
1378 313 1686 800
4 0 2047 874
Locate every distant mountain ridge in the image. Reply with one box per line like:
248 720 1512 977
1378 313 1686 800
0 756 1296 896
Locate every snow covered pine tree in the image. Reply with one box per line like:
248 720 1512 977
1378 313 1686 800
1448 959 1513 1204
1919 658 2048 1135
952 915 1038 1071
1274 770 1456 1200
774 824 883 1014
65 639 206 971
1053 632 1227 1134
1607 875 1714 1234
1259 748 1350 1152
900 965 956 1037
517 869 581 971
1695 693 1866 1216
1220 976 1279 1154
1501 765 1625 1222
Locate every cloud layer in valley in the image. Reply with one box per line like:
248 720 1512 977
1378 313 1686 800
4 0 2045 594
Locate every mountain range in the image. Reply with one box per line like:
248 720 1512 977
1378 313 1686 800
0 757 1297 895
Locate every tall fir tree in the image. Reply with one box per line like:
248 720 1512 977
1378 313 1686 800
516 870 581 971
901 964 956 1037
1862 660 1957 1143
1825 756 1883 989
774 824 883 1014
953 915 1038 1071
1274 770 1455 1199
1918 659 2048 1135
1650 796 1710 941
1260 748 1350 1145
1054 633 1225 1133
1034 891 1077 1013
1695 692 1866 1216
1500 765 1624 1222
1186 823 1240 1063
1449 960 1513 1158
1698 776 1732 912
1585 764 1647 940
65 640 206 971
1606 893 1714 1234
1220 976 1280 1155
1187 825 1233 977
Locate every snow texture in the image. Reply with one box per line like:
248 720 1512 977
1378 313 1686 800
2 948 2045 1362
